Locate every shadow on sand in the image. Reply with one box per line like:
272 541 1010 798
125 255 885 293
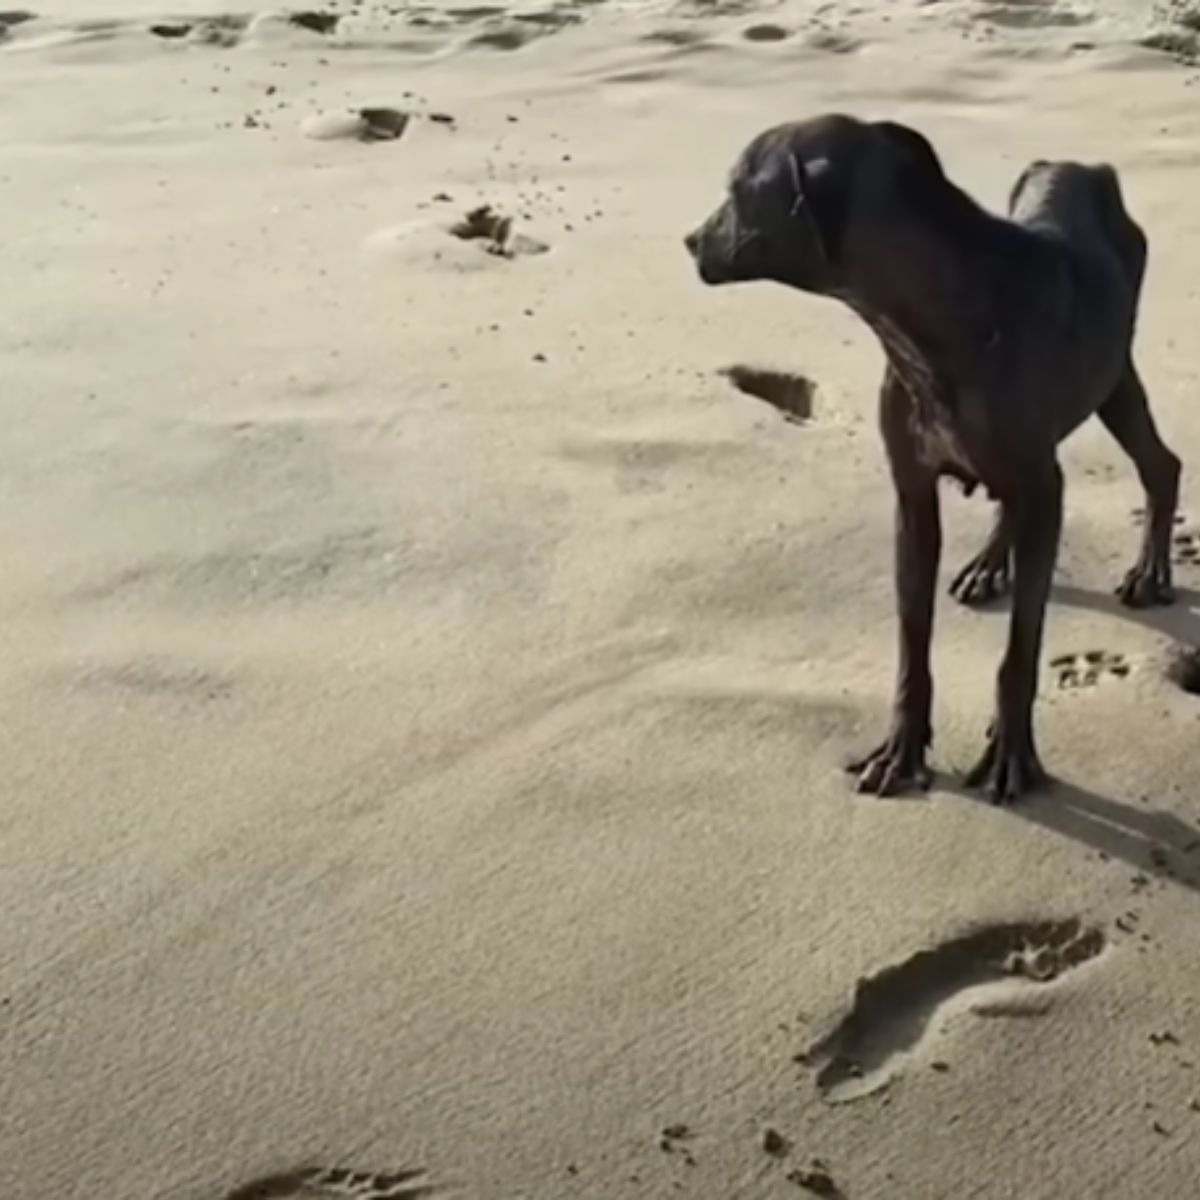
933 582 1200 890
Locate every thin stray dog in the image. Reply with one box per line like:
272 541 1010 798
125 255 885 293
683 114 1181 803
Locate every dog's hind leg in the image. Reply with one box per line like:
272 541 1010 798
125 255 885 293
966 460 1061 804
949 508 1011 606
1100 362 1181 608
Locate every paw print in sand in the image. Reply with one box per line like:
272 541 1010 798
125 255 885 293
1172 527 1200 567
1050 649 1131 691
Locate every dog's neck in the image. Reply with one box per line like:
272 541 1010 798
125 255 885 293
845 299 946 401
835 199 1006 402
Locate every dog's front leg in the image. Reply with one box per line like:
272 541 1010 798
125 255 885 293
966 461 1062 804
849 377 940 796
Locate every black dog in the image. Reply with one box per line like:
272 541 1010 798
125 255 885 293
684 114 1181 803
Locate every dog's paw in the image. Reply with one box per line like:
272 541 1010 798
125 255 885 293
1115 560 1175 608
964 728 1047 805
846 729 931 797
949 549 1010 607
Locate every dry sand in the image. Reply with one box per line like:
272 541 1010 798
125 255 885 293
3 1 1200 1197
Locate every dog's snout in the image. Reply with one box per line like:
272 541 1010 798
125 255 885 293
684 205 744 285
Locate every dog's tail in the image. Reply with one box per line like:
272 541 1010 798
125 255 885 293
1090 163 1147 301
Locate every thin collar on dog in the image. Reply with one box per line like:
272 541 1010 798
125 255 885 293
788 152 828 265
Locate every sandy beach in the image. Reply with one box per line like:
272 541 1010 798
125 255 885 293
3 1 1200 1197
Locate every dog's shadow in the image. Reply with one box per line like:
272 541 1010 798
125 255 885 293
950 780 1200 894
943 583 1200 891
1052 581 1200 648
968 581 1200 644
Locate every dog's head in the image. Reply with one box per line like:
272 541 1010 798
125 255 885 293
684 115 948 294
